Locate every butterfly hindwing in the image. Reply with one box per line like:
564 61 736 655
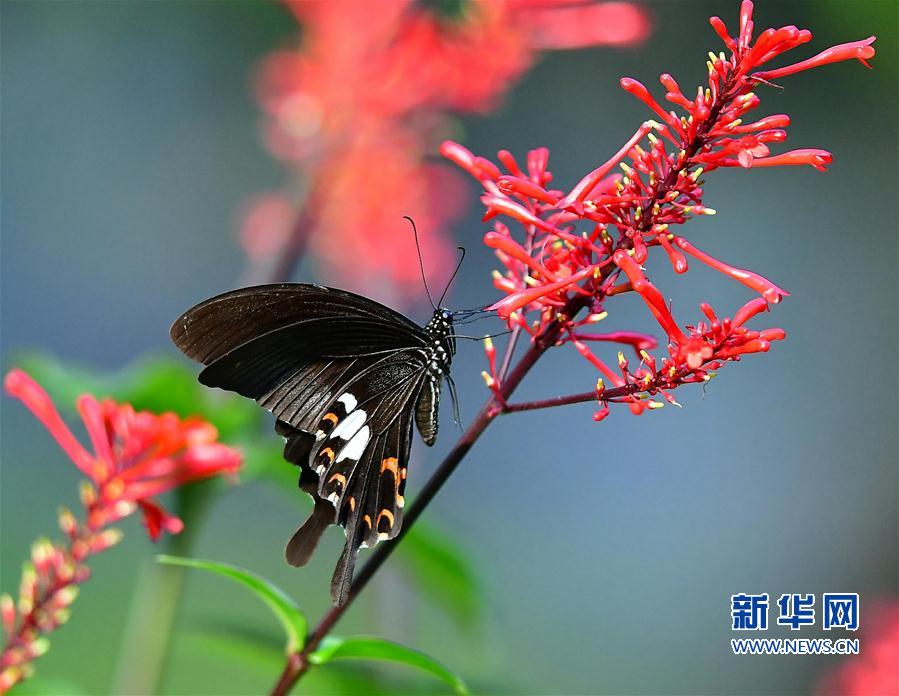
329 399 417 606
279 423 337 568
274 349 426 605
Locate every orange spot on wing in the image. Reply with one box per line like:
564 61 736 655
362 514 372 528
328 473 346 488
377 509 395 530
320 448 335 464
348 496 356 511
322 412 339 426
380 457 398 475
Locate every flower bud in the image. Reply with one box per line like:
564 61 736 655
27 637 50 659
57 507 77 537
593 406 610 422
89 528 123 554
1 593 16 637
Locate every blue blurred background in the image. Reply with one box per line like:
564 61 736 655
2 2 896 694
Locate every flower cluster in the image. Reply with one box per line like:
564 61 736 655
0 370 241 693
445 1 875 419
244 0 649 296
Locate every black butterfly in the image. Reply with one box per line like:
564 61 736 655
170 283 459 606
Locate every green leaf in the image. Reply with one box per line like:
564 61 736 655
156 555 307 654
397 522 481 628
309 636 469 694
182 625 409 695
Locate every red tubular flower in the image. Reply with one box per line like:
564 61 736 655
619 78 680 128
444 1 872 419
613 250 686 342
740 148 833 171
732 297 770 327
0 370 241 692
658 233 688 273
489 265 596 319
571 331 658 354
672 236 789 303
484 231 561 281
754 36 876 80
497 175 561 204
574 340 624 387
557 121 654 208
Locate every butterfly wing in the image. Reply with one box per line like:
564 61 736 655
170 283 423 365
278 351 425 606
318 364 421 605
170 284 432 607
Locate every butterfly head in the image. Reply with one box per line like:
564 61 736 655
424 307 456 375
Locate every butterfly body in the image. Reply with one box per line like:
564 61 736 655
170 283 454 606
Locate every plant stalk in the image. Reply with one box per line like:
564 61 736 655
110 489 209 694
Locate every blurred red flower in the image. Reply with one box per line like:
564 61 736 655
243 0 650 299
817 599 899 696
0 370 241 693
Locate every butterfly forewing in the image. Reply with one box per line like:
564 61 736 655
171 283 423 364
170 283 453 607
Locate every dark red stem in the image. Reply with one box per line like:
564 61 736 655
503 386 628 413
269 208 315 284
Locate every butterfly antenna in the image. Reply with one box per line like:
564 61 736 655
438 246 465 308
449 329 512 340
404 216 437 311
452 312 493 325
451 304 492 320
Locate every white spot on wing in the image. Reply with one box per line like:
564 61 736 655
337 425 370 462
331 409 366 440
338 393 357 412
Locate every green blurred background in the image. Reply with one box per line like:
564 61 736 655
2 1 896 694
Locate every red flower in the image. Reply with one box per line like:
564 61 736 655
4 369 241 541
445 1 874 417
0 370 241 693
244 0 650 298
